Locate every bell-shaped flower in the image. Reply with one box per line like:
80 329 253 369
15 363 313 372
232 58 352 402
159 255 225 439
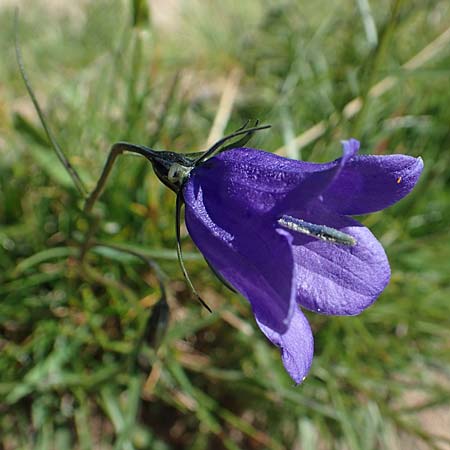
17 30 423 383
120 126 423 384
181 138 423 383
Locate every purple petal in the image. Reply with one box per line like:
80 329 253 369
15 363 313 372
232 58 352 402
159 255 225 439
195 148 349 216
183 176 296 333
321 151 424 215
280 205 390 315
341 138 361 158
256 306 314 384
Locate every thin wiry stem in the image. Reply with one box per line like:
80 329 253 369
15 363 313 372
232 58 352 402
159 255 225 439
83 143 125 214
175 193 212 313
81 142 157 263
14 10 87 198
83 142 155 213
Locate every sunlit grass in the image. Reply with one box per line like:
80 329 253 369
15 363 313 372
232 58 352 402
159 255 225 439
1 0 449 449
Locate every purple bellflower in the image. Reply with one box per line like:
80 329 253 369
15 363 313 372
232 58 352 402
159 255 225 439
122 124 423 383
15 29 422 382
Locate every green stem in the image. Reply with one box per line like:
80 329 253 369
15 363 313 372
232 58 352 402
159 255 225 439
83 142 155 214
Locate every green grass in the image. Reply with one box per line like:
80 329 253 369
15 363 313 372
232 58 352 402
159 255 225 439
1 0 450 449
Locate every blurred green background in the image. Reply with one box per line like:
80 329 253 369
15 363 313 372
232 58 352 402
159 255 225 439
1 0 449 449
